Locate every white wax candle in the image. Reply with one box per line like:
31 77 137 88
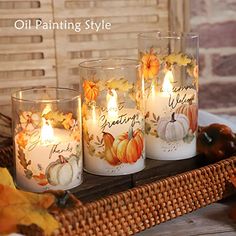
15 128 82 192
83 108 145 176
145 74 197 160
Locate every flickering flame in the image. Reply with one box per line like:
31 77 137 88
42 104 52 116
162 70 173 95
106 89 118 119
41 118 54 143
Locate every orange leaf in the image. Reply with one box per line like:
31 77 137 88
17 131 27 149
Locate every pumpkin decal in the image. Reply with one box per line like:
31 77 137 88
83 80 99 101
176 102 198 132
113 127 144 164
46 154 81 186
157 113 189 142
103 132 120 166
103 127 144 165
140 52 160 80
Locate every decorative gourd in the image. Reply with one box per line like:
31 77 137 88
176 102 198 132
113 127 144 164
46 155 80 186
103 132 120 166
197 123 236 162
83 80 99 101
157 113 189 142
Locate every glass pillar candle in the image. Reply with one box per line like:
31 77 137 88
138 32 199 160
12 87 83 192
79 59 145 176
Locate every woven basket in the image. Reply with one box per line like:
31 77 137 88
52 157 235 235
0 145 235 235
0 145 13 168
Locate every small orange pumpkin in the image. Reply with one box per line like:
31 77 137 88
113 127 144 164
176 102 198 132
140 53 160 80
83 80 99 101
197 123 236 162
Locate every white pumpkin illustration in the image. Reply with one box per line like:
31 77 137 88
46 154 81 186
157 112 189 142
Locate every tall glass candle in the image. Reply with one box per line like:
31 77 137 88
12 87 83 192
138 32 199 160
79 59 145 176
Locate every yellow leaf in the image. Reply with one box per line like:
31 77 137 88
165 53 192 66
106 78 133 92
62 113 74 130
0 184 59 235
0 204 58 235
0 168 15 189
43 111 65 123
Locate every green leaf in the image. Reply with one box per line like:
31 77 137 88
145 122 151 134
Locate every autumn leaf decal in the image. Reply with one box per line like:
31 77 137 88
164 53 192 66
43 111 75 130
106 77 133 92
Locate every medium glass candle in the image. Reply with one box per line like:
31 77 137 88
79 58 145 176
138 32 199 160
12 87 83 192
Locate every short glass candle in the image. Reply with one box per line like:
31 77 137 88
79 58 145 176
12 87 83 192
138 32 199 160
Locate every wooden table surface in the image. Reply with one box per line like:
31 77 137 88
138 196 236 236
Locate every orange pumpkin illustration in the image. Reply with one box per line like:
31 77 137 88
103 132 120 166
103 127 144 165
114 127 144 164
140 52 160 80
176 102 198 132
83 80 99 101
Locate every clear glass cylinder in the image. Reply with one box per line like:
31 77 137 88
79 58 145 176
138 32 199 160
12 87 83 192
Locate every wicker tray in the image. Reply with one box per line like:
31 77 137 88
0 145 235 235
